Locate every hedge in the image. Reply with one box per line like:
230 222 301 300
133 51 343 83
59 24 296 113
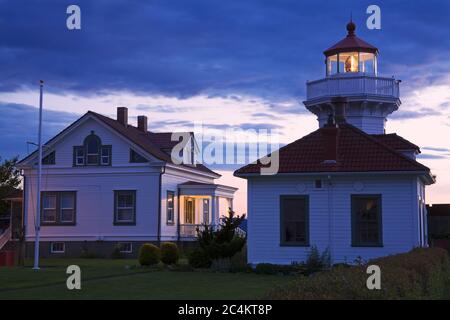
264 248 449 300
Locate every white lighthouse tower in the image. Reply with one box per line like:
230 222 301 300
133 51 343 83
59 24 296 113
304 21 401 134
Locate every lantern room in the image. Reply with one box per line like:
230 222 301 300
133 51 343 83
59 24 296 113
324 21 378 76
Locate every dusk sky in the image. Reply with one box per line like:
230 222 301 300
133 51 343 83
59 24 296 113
1 0 450 213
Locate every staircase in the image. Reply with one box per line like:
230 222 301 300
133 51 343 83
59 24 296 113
0 226 11 251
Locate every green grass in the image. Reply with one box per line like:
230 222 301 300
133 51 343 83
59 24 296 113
0 259 293 300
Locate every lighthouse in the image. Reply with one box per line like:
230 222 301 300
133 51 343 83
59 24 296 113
304 21 401 134
235 21 435 265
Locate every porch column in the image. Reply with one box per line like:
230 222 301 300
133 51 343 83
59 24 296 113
211 195 216 226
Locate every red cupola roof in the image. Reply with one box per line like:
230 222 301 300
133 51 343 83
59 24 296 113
324 22 378 56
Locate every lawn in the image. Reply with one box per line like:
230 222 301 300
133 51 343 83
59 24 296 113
0 259 293 300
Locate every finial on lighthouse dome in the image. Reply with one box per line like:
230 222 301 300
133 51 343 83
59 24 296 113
346 20 356 36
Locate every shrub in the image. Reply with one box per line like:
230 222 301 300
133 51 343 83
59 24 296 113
195 209 246 268
188 249 211 268
160 242 179 265
304 246 331 274
264 248 450 300
255 263 306 275
138 243 161 266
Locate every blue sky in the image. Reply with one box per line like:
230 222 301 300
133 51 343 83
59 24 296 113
1 0 450 207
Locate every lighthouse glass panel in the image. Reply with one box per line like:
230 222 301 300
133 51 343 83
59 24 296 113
359 52 376 75
338 52 359 73
326 54 338 76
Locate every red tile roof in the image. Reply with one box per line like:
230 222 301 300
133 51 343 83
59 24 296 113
371 133 420 153
234 123 431 176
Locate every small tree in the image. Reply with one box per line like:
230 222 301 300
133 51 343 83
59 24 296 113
0 156 21 215
194 208 246 270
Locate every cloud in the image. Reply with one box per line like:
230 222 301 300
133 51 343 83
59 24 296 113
0 102 78 159
1 0 449 101
423 146 450 153
390 108 442 120
417 154 448 160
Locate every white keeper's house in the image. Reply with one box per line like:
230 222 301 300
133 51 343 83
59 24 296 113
14 107 237 257
235 21 435 265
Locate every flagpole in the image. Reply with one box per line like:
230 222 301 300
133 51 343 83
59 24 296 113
33 80 44 270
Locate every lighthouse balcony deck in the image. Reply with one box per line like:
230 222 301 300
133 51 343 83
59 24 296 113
306 74 400 101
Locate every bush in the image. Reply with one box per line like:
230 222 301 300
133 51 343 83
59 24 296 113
264 248 450 300
160 242 179 265
255 263 306 275
188 249 211 268
304 246 331 274
195 209 246 269
138 243 161 266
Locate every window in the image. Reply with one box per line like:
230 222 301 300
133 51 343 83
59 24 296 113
101 146 111 165
41 192 76 225
114 190 136 225
50 242 65 253
74 146 85 165
351 195 382 247
60 193 75 223
166 191 175 225
73 132 111 166
86 134 100 165
42 151 55 165
42 193 57 223
130 149 148 163
280 196 309 246
118 242 133 253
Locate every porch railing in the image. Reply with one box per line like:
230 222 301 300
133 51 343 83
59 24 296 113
179 224 247 238
179 224 216 238
0 226 11 251
306 75 400 100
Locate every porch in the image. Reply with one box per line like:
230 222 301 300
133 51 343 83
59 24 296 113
177 182 237 240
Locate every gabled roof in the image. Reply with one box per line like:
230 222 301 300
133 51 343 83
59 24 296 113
371 133 420 153
234 123 432 180
18 111 220 177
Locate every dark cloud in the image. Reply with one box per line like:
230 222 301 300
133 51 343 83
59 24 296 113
1 0 449 100
0 102 79 159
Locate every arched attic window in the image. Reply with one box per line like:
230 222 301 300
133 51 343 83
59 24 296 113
73 131 111 166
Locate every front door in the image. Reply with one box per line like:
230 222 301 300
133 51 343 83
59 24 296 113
185 197 195 224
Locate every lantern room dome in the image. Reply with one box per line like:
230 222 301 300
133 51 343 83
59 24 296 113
324 22 378 56
324 22 378 76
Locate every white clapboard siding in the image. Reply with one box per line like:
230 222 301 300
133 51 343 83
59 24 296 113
247 175 422 265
